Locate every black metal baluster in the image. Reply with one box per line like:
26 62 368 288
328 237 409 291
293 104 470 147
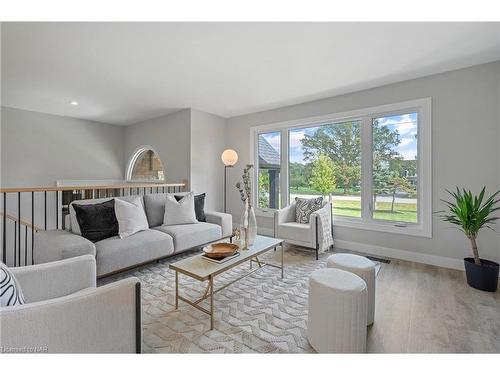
24 226 27 266
18 192 21 266
44 191 47 230
14 222 17 266
31 191 34 265
56 191 59 229
2 192 6 264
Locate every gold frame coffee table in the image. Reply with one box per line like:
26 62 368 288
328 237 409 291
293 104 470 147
169 235 284 330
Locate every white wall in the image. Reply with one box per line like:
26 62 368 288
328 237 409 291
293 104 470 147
123 109 191 184
1 107 125 187
225 61 500 267
190 109 226 211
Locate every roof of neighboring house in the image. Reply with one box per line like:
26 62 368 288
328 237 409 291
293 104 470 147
258 136 280 169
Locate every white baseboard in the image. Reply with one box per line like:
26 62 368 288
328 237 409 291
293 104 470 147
334 239 465 271
239 222 465 271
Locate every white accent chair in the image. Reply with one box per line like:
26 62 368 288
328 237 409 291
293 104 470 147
0 255 141 353
308 268 368 353
274 200 333 259
327 253 376 325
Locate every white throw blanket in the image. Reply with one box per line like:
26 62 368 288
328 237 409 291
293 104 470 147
312 204 334 253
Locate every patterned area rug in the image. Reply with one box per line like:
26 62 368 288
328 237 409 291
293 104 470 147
100 246 364 353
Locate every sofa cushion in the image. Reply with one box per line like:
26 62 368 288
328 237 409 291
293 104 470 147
34 230 96 265
143 194 167 227
70 195 144 235
277 222 313 245
153 222 221 252
143 192 192 227
95 229 173 276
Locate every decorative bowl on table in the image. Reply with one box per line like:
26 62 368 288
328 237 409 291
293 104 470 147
203 243 239 259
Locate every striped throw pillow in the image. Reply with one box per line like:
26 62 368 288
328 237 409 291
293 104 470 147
0 263 25 307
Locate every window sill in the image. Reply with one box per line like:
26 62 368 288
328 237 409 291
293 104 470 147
257 209 431 238
334 217 431 238
255 209 276 218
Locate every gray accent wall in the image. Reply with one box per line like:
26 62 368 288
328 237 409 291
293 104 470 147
1 107 125 187
225 61 500 264
190 109 226 212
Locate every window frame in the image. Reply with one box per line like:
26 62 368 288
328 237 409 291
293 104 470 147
126 145 166 183
250 98 432 237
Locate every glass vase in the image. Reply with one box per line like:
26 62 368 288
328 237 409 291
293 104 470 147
247 205 257 246
240 201 258 249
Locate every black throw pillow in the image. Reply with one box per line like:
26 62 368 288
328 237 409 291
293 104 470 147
175 193 206 222
72 199 119 242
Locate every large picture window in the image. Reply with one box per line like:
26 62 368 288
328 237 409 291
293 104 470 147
289 120 362 218
252 98 431 237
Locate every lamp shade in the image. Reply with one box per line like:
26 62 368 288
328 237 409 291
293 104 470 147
221 149 238 166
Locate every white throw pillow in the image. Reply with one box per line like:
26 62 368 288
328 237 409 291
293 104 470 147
163 192 198 226
114 197 149 239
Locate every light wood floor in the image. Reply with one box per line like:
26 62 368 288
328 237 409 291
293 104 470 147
365 257 500 353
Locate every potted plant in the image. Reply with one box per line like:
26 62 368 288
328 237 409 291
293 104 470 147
439 187 500 292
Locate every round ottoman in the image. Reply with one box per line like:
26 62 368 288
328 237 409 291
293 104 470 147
327 253 376 325
308 268 367 353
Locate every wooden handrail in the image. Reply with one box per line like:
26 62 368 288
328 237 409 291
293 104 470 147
1 211 43 232
0 182 187 193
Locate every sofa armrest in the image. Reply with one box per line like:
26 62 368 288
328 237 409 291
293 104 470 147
10 255 96 303
0 277 141 353
205 211 232 237
34 229 96 265
275 202 296 225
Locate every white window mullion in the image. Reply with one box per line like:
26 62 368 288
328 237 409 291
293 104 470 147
281 129 289 209
361 116 373 223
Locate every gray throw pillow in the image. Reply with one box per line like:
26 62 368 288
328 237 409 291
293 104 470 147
163 192 198 226
295 197 324 224
1 262 25 307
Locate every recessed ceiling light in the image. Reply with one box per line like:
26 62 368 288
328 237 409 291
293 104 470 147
70 100 79 106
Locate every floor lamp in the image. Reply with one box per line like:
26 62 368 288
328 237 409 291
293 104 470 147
221 149 238 213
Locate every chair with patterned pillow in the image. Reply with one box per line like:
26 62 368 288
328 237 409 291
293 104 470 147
274 197 334 260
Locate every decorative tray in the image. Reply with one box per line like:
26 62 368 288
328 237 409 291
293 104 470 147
201 251 240 264
202 242 239 259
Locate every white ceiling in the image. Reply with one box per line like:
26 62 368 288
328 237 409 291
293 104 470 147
2 22 500 125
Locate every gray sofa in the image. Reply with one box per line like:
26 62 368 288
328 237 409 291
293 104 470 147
34 193 232 277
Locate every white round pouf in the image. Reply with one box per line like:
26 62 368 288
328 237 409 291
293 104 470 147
308 268 367 353
327 253 376 325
